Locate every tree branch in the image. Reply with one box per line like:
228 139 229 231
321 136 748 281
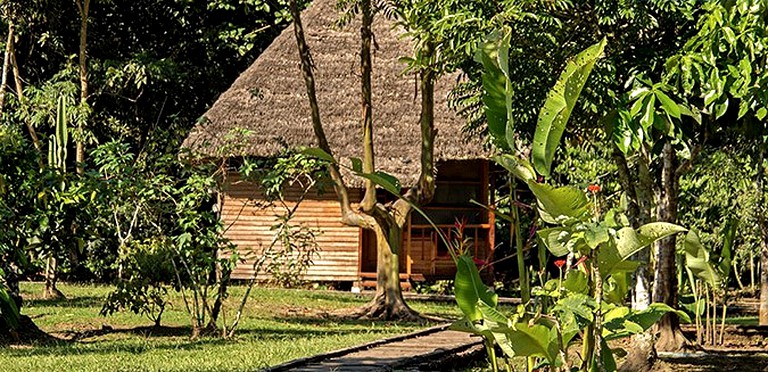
288 0 374 229
8 26 41 152
393 46 437 227
360 0 377 213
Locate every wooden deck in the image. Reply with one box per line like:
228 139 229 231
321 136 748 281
266 325 483 371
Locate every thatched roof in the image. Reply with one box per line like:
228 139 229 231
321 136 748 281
182 0 486 186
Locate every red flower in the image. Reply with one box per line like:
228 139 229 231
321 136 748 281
473 257 489 266
588 184 601 193
453 217 468 237
554 259 566 269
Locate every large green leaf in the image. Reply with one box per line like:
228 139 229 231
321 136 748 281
300 147 335 163
683 230 720 288
536 227 570 256
563 270 589 294
597 222 686 278
493 154 534 182
532 38 607 176
503 322 557 364
604 271 631 305
356 171 402 195
617 223 687 258
602 303 689 341
454 255 498 321
554 293 596 323
527 182 590 224
584 223 610 249
476 28 514 150
629 303 690 329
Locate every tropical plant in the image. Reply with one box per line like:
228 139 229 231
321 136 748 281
455 34 691 371
28 96 94 299
682 220 736 346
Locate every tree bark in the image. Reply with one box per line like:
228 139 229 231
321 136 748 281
75 0 90 174
359 0 377 213
619 147 658 372
43 256 64 299
360 223 418 319
288 0 370 228
757 126 768 325
611 145 653 311
0 22 12 115
634 148 654 310
653 142 687 351
8 29 41 152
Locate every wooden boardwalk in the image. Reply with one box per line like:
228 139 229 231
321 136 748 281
266 325 483 371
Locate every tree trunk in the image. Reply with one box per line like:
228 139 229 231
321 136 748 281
359 0 377 212
757 127 768 325
653 142 687 351
288 0 434 320
8 30 41 152
612 145 653 310
75 0 90 174
43 257 64 299
360 224 418 320
633 149 654 310
619 147 658 372
0 22 12 115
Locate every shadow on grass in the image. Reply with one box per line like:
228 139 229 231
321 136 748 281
23 295 105 309
1 321 415 358
68 325 194 340
1 335 233 358
259 313 442 331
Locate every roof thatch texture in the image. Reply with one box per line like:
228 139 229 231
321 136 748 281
182 0 486 187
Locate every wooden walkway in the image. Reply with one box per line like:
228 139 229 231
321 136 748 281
266 325 484 371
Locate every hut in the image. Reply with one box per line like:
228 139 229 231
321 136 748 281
183 0 495 288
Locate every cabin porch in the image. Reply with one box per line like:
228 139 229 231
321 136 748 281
357 159 496 289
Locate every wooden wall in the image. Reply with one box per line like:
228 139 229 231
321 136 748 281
221 172 362 281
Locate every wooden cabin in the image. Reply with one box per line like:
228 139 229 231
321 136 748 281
182 0 493 288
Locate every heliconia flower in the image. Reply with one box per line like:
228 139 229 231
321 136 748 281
454 216 468 234
554 259 566 269
588 184 601 193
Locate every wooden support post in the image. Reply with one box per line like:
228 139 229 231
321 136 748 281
484 160 495 260
406 215 412 278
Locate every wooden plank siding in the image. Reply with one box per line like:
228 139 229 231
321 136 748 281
221 159 495 284
221 172 363 281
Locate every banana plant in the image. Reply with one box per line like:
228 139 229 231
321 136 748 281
461 32 693 371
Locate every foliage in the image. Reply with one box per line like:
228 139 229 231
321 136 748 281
0 270 20 333
678 147 759 290
531 37 606 176
100 238 173 326
458 34 691 371
0 123 38 284
88 141 232 334
452 0 699 143
683 224 736 346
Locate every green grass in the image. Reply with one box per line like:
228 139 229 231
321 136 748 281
1 282 461 371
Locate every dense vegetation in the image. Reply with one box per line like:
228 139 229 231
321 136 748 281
2 0 768 371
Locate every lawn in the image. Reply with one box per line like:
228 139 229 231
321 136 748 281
2 282 461 371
